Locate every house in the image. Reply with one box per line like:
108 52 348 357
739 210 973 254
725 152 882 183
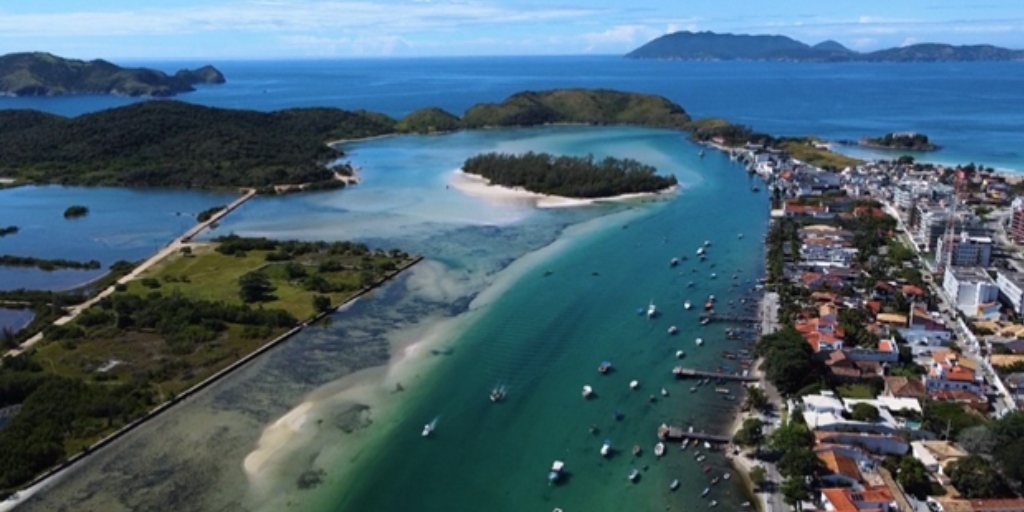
936 498 1024 512
846 339 901 364
926 351 985 396
800 393 912 435
873 281 899 300
943 266 1000 320
815 431 909 455
902 284 927 299
826 350 884 382
797 306 846 354
929 389 989 412
821 486 898 512
802 238 859 267
911 440 966 476
899 307 951 349
783 200 833 219
817 448 865 488
883 376 927 399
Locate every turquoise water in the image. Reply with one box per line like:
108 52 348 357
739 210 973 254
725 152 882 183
0 186 236 290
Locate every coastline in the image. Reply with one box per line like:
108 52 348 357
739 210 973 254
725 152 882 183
447 169 679 208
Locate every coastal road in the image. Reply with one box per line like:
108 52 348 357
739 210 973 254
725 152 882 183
757 292 786 512
3 189 255 360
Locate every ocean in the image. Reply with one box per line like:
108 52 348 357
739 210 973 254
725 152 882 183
2 57 1020 512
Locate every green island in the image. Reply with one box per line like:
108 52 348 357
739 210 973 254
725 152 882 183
0 52 224 97
62 205 88 218
0 236 416 493
0 226 17 237
0 255 101 272
462 152 677 198
687 118 863 169
860 132 938 151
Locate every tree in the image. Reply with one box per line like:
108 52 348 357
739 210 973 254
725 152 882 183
757 327 817 395
733 418 765 447
779 447 821 479
897 456 931 499
768 421 814 453
850 403 880 422
750 466 768 491
958 426 997 455
745 385 769 411
782 477 811 510
947 455 1011 499
238 272 275 303
312 295 332 313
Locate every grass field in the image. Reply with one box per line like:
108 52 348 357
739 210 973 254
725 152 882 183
781 140 864 170
836 383 876 399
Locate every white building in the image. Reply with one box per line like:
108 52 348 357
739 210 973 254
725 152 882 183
936 231 993 268
799 393 916 435
943 266 1000 319
996 270 1024 317
801 240 858 268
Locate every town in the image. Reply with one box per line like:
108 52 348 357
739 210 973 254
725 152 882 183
716 136 1024 512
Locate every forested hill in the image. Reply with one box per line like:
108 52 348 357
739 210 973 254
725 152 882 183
0 101 396 188
462 152 677 199
0 52 226 97
625 31 1024 61
461 89 691 129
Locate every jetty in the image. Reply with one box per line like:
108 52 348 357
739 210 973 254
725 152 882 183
699 313 758 324
657 424 731 444
672 367 757 382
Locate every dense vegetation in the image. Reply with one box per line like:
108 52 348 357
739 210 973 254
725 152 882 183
0 52 224 97
196 205 225 222
461 89 691 129
462 151 677 199
396 107 461 133
0 101 396 189
0 255 101 271
0 226 17 237
861 132 938 151
63 205 88 218
755 326 819 395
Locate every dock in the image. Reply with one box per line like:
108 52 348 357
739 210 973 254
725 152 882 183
672 367 758 382
657 424 731 444
699 313 759 324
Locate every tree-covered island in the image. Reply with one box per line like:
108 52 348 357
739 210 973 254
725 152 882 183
859 132 939 151
62 205 88 218
0 226 17 237
462 152 677 198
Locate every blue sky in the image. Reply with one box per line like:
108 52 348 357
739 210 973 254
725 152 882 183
2 0 1023 60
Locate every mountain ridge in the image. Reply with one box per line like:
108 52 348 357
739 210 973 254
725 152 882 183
625 31 1024 62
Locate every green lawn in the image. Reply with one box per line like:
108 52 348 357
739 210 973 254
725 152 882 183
836 383 877 399
781 141 864 170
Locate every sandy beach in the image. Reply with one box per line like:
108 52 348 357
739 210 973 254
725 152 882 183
447 169 678 209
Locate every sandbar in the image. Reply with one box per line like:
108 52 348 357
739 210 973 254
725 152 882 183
448 169 678 209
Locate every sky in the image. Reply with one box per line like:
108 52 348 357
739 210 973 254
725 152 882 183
1 0 1023 60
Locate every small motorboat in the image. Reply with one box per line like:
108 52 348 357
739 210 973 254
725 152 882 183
704 441 712 449
668 325 678 335
670 478 680 491
696 247 705 256
654 442 665 457
630 380 639 390
670 257 679 267
704 240 711 247
601 439 612 457
711 476 721 486
723 473 731 480
690 386 698 393
709 500 718 508
582 385 594 398
628 468 640 482
676 350 686 359
684 300 692 310
489 386 506 402
598 361 612 374
549 460 564 484
704 300 713 310
696 338 704 346
422 422 434 437
710 273 717 279
687 281 694 288
614 410 624 420
632 445 642 456
703 465 712 473
647 301 657 318
738 233 743 239
660 387 668 397
701 487 710 497
696 455 706 462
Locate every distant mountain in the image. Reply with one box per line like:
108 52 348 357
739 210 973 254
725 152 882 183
624 31 1024 62
0 52 226 97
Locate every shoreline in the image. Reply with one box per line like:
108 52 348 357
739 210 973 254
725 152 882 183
448 169 679 208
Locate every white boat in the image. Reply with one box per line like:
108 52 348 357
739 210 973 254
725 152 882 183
700 318 710 326
701 487 710 497
422 420 435 437
738 233 743 239
629 380 639 390
696 247 705 256
628 468 640 482
704 441 712 449
670 257 679 267
709 295 715 301
668 325 678 335
647 300 657 318
654 442 665 457
684 300 692 310
709 500 718 508
689 386 697 393
601 439 612 457
676 350 686 359
670 478 680 490
489 385 506 402
723 472 731 480
661 387 668 397
696 338 704 346
710 273 717 279
704 240 711 247
582 385 594 398
549 460 564 484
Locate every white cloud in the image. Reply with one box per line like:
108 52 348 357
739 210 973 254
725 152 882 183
900 37 918 47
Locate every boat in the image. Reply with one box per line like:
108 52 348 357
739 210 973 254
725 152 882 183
701 487 710 498
711 476 720 486
752 186 760 192
422 422 434 437
549 460 564 484
738 233 744 239
710 500 718 508
703 465 712 473
614 410 624 420
632 445 641 456
670 257 679 267
696 455 706 462
647 301 657 318
598 361 612 374
715 388 730 394
630 380 639 390
690 386 697 393
654 442 665 457
704 240 711 247
700 318 710 326
699 149 705 158
670 478 680 491
723 473 731 481
710 273 717 279
628 468 640 482
741 501 750 508
696 338 704 346
601 439 612 457
704 300 713 310
582 385 593 398
676 350 686 359
696 247 705 256
668 325 678 335
684 300 692 310
660 387 668 397
687 281 694 288
704 441 712 449
489 385 506 402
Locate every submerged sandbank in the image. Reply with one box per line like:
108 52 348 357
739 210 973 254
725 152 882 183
448 169 678 209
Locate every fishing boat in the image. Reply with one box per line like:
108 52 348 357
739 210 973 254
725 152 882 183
628 468 640 482
601 439 612 457
676 350 686 359
489 385 506 402
701 487 710 498
654 442 665 457
668 325 678 335
630 380 639 390
684 300 692 310
670 478 680 491
647 301 657 318
582 385 593 398
696 338 704 346
549 460 564 484
598 361 612 374
670 257 679 267
660 387 668 397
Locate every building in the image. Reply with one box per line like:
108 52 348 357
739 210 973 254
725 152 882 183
800 393 918 435
899 307 952 350
996 270 1024 317
821 486 898 512
936 231 993 268
796 303 846 354
925 351 985 396
943 266 1000 319
815 431 909 456
935 498 1024 512
1010 197 1024 244
883 376 927 399
817 448 866 488
911 440 966 476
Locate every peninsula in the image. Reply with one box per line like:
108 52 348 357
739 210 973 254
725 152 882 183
0 52 225 97
625 31 1024 62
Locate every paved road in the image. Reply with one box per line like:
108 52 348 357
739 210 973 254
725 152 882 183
4 190 255 359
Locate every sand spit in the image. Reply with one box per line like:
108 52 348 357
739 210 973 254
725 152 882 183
448 169 678 209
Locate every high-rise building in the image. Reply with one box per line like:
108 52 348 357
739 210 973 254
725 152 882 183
1010 197 1024 244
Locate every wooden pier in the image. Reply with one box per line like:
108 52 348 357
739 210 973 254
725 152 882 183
657 424 731 444
672 367 758 382
699 313 759 324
